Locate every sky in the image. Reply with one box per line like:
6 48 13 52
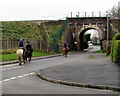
86 29 99 38
0 0 120 21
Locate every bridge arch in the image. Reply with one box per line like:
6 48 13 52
78 27 100 51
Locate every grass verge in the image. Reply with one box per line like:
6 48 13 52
94 50 104 53
0 51 54 62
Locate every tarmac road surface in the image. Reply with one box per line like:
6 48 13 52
1 46 119 94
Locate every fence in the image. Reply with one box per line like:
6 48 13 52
53 18 68 52
1 39 54 53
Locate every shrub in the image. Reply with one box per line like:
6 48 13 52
112 40 120 64
112 33 120 40
1 49 17 55
83 33 91 42
111 33 120 60
83 33 91 49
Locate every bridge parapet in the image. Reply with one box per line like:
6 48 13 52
67 12 107 18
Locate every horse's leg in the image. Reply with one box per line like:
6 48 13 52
63 49 66 57
25 56 28 63
28 57 31 62
23 57 26 64
30 57 31 62
66 52 67 57
62 48 65 56
65 52 67 57
25 57 27 64
29 55 32 62
19 57 22 66
29 52 32 62
23 59 27 64
64 52 66 57
65 49 67 57
63 51 64 56
23 52 27 64
26 58 28 63
65 54 67 57
26 57 28 63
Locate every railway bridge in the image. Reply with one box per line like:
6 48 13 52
62 17 116 51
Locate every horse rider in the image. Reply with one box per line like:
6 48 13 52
18 39 26 53
63 41 69 57
63 41 69 50
26 41 33 56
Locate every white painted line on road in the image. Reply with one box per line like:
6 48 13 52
3 79 11 82
0 72 35 83
2 63 19 67
2 66 23 71
92 87 114 93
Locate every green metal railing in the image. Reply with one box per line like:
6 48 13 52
53 18 68 53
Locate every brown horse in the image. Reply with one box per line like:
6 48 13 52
16 49 27 65
26 50 32 62
63 48 69 57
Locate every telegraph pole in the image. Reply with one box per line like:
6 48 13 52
92 12 94 17
71 12 73 18
99 11 101 17
106 11 109 54
85 12 87 17
78 12 80 17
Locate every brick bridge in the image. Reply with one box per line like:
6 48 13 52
63 17 116 51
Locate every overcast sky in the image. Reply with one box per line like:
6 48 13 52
0 0 119 21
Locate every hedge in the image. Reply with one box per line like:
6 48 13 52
112 40 120 64
111 33 120 64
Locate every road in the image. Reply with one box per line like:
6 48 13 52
1 46 118 94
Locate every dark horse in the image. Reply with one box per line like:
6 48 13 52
26 50 32 62
63 48 69 57
16 49 32 66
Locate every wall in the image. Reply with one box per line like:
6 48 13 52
102 40 112 52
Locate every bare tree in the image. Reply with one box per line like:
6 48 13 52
108 6 118 18
118 1 120 18
108 2 120 18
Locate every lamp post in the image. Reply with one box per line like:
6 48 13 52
106 11 109 46
106 11 109 54
99 11 101 17
71 12 73 18
92 12 94 17
85 12 87 17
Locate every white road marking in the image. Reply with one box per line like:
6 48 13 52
2 66 23 71
91 87 114 93
0 72 35 83
2 63 19 67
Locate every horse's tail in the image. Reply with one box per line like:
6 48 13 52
16 49 23 60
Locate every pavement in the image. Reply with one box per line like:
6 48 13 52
37 51 120 92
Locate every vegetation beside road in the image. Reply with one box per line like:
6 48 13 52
94 50 104 53
1 21 62 42
0 51 54 62
111 33 120 64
